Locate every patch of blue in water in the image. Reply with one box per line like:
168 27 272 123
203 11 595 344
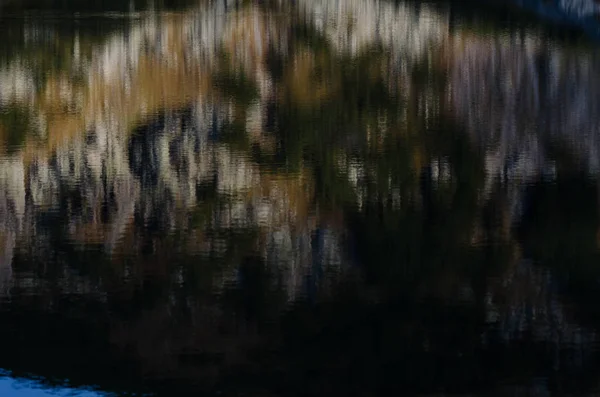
0 376 104 397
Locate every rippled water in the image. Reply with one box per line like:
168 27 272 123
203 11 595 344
1 0 600 395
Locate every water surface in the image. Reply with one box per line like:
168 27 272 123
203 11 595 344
1 0 600 395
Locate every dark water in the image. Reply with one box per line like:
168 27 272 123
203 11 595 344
1 0 600 395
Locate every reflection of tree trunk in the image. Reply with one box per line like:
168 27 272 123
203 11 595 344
597 181 600 249
420 164 434 218
0 231 14 296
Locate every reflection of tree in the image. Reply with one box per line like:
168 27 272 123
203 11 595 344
0 106 31 152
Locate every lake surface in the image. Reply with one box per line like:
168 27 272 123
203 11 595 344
1 0 600 395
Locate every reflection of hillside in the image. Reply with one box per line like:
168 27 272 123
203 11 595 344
0 2 348 302
0 13 219 158
293 1 600 389
447 31 600 219
296 0 448 58
0 0 599 395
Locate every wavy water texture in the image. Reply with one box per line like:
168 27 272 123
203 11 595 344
0 0 598 395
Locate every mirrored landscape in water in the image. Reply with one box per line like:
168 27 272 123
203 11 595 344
1 0 600 395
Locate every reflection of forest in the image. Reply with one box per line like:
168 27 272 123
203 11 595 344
0 0 600 395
